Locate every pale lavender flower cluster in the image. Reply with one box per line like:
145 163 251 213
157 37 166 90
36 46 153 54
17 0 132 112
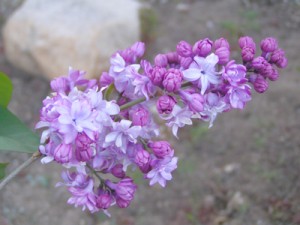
36 36 287 215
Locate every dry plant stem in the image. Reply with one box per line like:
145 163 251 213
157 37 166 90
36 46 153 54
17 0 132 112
0 151 41 191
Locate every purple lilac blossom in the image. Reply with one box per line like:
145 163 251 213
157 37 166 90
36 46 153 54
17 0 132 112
162 105 193 137
36 37 288 215
147 156 178 187
183 53 221 95
104 120 141 153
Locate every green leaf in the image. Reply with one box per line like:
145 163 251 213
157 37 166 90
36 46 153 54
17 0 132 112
0 106 40 153
0 163 9 180
0 72 13 107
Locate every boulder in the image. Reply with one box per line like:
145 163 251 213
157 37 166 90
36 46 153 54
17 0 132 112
3 0 141 79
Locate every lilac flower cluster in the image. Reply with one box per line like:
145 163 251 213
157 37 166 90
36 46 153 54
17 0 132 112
36 36 287 214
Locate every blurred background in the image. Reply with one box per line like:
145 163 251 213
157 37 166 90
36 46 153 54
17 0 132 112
0 0 300 225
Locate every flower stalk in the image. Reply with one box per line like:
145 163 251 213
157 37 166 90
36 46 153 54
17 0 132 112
0 151 41 191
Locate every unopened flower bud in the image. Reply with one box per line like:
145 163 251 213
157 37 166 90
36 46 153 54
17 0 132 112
148 141 174 158
179 56 193 69
162 69 183 92
177 41 193 57
214 38 230 49
116 197 130 208
277 57 288 68
149 66 166 86
180 90 204 112
238 36 256 49
135 149 151 173
166 52 179 64
268 68 279 81
260 62 273 78
193 38 213 57
241 47 255 62
260 37 278 53
54 143 73 163
130 42 145 58
156 95 177 114
96 193 113 209
76 147 93 162
111 164 126 178
154 54 168 67
254 75 268 93
252 57 267 70
50 77 69 93
130 106 149 126
270 49 288 68
189 93 204 112
106 178 137 207
215 47 230 65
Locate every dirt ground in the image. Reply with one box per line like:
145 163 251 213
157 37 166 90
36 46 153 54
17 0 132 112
1 0 300 225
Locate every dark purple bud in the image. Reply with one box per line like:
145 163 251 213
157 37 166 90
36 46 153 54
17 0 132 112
260 37 278 53
75 133 93 148
254 75 269 93
119 49 134 63
214 37 230 49
116 197 130 208
156 95 177 114
96 193 113 209
54 143 73 163
111 164 126 179
270 49 288 68
241 47 255 62
148 141 174 159
215 47 230 65
130 106 149 126
180 90 204 112
238 36 256 49
130 42 145 58
188 93 205 112
166 52 179 64
75 147 93 162
162 68 183 92
268 68 279 81
260 62 273 78
75 134 94 162
107 178 137 204
193 38 213 57
50 77 69 93
135 149 151 173
149 66 166 86
277 57 288 68
154 54 168 67
179 56 193 69
141 59 152 75
176 40 193 57
252 57 267 70
99 72 114 87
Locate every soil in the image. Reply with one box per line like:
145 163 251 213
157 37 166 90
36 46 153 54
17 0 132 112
1 0 300 225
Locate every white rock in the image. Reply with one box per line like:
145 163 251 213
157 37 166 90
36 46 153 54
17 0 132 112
227 191 246 212
3 0 141 79
223 163 240 174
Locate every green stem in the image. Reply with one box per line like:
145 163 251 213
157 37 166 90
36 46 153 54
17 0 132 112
120 97 146 111
181 81 192 88
86 164 105 184
0 151 41 191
